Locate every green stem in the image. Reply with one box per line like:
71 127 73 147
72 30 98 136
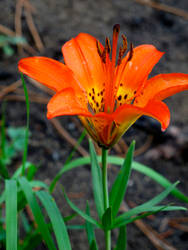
102 147 111 250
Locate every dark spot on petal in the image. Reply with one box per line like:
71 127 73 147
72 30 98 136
96 102 99 107
118 95 122 101
124 94 128 100
92 96 94 100
120 83 123 87
134 90 137 94
89 93 91 96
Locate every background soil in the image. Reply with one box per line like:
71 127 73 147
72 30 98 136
0 0 188 249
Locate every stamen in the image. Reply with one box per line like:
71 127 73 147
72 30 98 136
122 34 127 54
101 48 106 63
128 42 134 61
117 47 123 66
96 40 103 58
105 37 111 54
112 24 120 68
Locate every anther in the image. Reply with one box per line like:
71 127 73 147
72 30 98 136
122 34 127 54
117 47 123 65
105 37 111 54
101 48 106 63
128 42 134 61
113 24 120 35
96 40 103 58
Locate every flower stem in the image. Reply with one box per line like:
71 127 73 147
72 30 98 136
102 147 111 250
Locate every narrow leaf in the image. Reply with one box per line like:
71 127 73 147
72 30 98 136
114 226 127 250
102 207 113 230
18 177 56 250
5 179 17 250
85 202 98 250
89 140 104 219
114 182 179 227
36 190 71 250
110 141 135 217
49 156 188 204
63 188 101 228
20 73 30 176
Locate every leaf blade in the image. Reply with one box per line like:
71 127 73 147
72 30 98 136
18 177 56 250
109 141 135 217
89 140 104 219
5 179 17 250
36 190 71 250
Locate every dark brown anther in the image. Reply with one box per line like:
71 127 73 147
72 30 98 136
96 40 103 58
113 24 120 35
117 47 123 65
101 49 106 63
105 37 111 54
128 42 134 61
122 34 127 54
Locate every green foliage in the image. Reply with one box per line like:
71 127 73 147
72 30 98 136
109 141 135 217
89 139 104 219
0 35 26 57
5 179 17 250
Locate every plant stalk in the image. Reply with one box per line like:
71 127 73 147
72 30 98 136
102 147 111 250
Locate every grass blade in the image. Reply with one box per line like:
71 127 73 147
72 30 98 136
89 140 104 219
85 202 98 250
63 188 101 228
0 102 9 178
114 226 127 250
36 190 71 250
48 156 188 204
5 179 17 250
20 73 30 176
114 182 179 227
18 177 56 250
109 141 135 217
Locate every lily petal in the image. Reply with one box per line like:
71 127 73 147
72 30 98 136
136 73 188 106
116 45 164 103
18 57 83 93
62 33 105 92
114 99 170 133
47 88 91 119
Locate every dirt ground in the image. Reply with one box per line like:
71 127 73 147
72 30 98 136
1 0 188 249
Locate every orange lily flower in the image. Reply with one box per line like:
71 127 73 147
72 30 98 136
18 25 188 148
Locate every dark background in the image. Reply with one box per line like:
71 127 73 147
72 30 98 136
0 0 188 249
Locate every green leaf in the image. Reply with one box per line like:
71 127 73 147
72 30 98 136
110 141 135 217
0 102 9 178
90 240 98 250
89 140 104 219
20 73 30 176
114 182 179 227
114 226 127 250
7 127 27 151
85 202 98 250
3 45 14 56
5 179 17 250
102 207 113 230
13 162 37 179
63 188 101 228
20 229 42 250
18 177 56 250
49 155 188 204
36 190 71 250
30 180 49 190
